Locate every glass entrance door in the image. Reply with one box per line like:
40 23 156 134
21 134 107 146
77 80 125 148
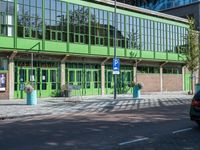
37 68 59 98
67 69 84 96
117 70 132 94
15 67 37 99
40 69 50 97
19 68 27 99
50 69 58 96
105 69 133 95
105 70 114 94
84 69 101 95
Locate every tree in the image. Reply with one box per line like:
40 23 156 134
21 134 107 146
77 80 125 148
184 17 199 94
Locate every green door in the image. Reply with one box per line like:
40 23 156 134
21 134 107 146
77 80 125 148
105 68 133 95
184 73 191 92
92 70 101 95
105 70 114 94
50 69 58 96
40 69 50 97
85 69 101 95
37 68 59 98
15 67 37 99
18 68 27 99
117 70 132 94
67 69 84 96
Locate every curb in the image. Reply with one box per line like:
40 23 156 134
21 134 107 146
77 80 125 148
0 113 52 120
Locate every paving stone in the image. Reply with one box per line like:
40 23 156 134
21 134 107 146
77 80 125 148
0 92 193 119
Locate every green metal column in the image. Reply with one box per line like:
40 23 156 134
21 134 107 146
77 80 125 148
67 2 69 52
14 0 17 48
124 15 127 57
42 0 45 50
88 7 91 54
153 21 156 59
166 24 169 60
107 11 110 55
139 18 142 58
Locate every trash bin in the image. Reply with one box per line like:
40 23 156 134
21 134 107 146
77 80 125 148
133 86 141 99
27 90 37 105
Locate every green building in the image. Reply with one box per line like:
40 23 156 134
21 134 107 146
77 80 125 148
0 0 191 99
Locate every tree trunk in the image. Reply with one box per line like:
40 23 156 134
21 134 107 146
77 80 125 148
199 63 200 84
199 35 200 84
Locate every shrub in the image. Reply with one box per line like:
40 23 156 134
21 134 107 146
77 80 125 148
24 84 34 93
129 81 144 90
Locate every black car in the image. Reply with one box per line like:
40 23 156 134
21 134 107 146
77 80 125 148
190 91 200 125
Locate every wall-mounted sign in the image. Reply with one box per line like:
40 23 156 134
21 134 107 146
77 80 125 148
0 73 6 92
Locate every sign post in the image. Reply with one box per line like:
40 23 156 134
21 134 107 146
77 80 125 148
113 58 120 100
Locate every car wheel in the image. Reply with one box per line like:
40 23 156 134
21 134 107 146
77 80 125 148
196 121 200 126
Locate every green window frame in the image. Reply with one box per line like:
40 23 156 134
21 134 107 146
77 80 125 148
0 0 14 37
17 0 43 39
137 66 160 74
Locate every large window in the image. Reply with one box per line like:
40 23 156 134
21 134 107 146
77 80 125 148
45 0 67 41
126 16 140 49
91 8 108 46
109 12 125 48
0 0 14 36
137 66 160 74
163 67 182 74
141 19 154 51
116 14 125 48
1 0 188 53
69 4 89 44
17 0 42 39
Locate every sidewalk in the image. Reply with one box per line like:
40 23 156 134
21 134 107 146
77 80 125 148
0 92 192 120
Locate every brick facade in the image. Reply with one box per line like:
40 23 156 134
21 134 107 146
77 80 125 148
0 73 9 99
137 74 160 92
163 74 183 91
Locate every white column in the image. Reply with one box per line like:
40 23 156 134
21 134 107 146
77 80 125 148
61 62 65 88
182 66 185 91
101 64 105 96
133 66 137 82
160 66 163 92
9 60 14 99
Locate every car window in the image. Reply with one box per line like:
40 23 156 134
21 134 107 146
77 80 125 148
193 91 200 100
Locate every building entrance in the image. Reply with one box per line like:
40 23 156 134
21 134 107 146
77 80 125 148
105 66 133 94
66 63 101 96
14 62 59 99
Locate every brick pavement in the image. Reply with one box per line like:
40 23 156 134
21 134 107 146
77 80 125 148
0 92 193 119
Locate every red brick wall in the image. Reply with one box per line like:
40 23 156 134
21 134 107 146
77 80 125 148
137 74 160 92
0 73 9 99
163 74 183 91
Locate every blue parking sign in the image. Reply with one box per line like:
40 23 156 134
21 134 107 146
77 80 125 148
113 58 120 75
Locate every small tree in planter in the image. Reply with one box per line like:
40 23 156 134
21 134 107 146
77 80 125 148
24 83 37 105
130 81 144 99
24 84 34 94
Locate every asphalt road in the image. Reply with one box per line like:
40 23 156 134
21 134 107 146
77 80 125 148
0 101 199 150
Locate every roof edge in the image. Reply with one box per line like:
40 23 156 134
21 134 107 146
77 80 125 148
93 0 188 24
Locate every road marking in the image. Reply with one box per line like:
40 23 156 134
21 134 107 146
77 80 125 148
172 128 192 134
118 137 149 146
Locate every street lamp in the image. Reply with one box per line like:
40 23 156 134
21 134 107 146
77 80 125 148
114 0 117 99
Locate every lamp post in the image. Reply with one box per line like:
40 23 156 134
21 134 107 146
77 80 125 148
114 0 117 99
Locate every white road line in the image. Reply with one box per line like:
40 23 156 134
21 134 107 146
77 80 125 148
172 128 192 134
118 137 149 146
